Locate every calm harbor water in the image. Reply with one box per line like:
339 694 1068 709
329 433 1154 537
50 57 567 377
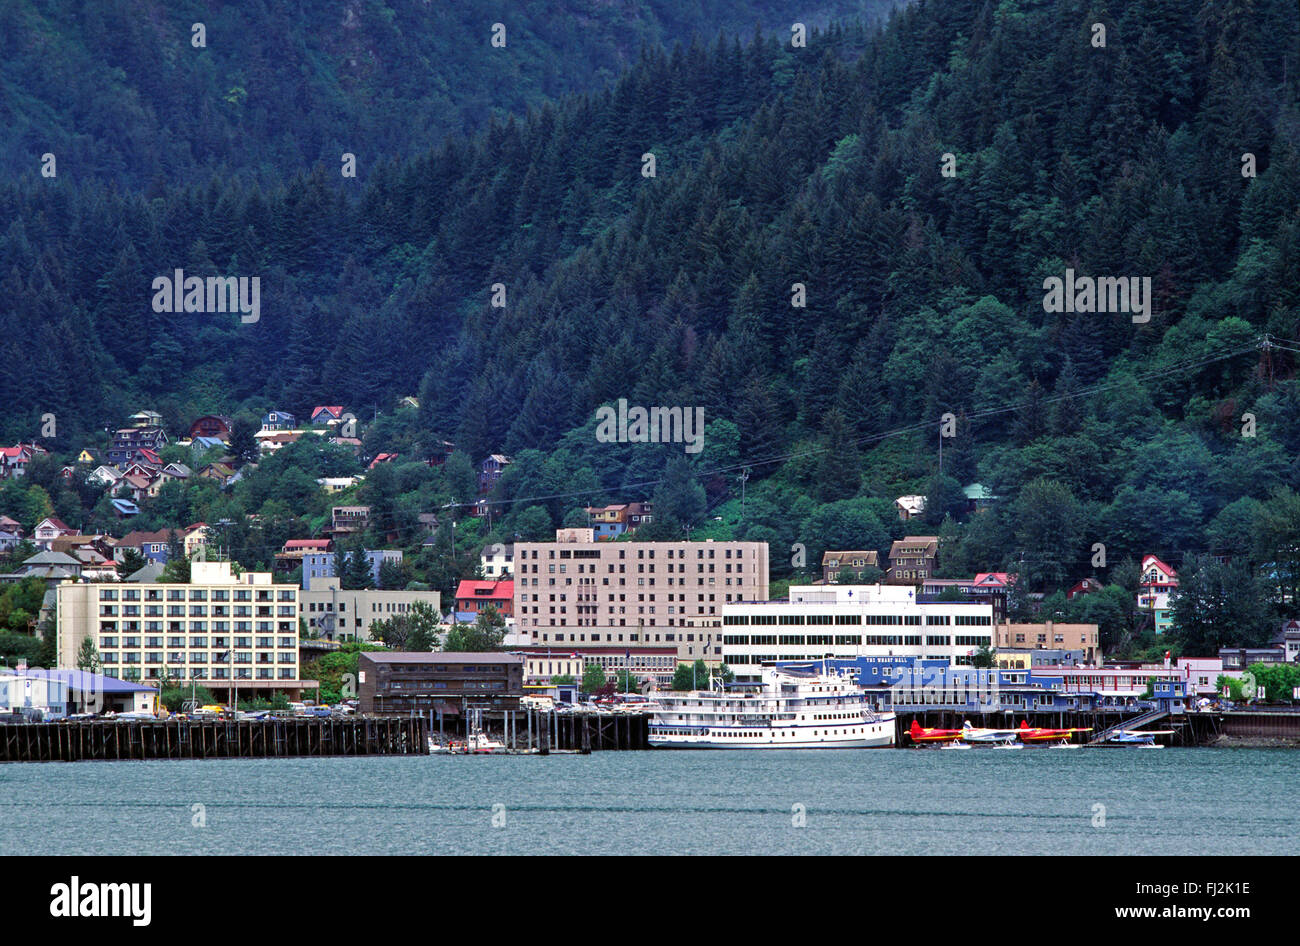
3 748 1297 855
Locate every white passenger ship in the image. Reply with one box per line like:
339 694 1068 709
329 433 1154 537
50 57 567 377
648 665 896 748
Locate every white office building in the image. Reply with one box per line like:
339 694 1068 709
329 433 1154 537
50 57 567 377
722 584 994 681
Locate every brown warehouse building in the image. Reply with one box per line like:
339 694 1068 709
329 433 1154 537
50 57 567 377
357 652 524 715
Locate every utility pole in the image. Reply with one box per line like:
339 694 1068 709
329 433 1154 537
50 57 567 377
217 517 233 564
737 468 750 520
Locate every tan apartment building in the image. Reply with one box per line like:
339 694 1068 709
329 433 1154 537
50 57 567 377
300 577 441 641
55 561 316 700
512 534 769 664
994 621 1100 664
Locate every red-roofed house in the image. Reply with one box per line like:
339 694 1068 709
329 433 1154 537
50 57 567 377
1139 555 1178 634
454 579 515 618
187 415 232 440
368 453 398 469
1067 577 1104 599
311 406 346 425
33 517 76 549
0 443 46 479
274 538 335 573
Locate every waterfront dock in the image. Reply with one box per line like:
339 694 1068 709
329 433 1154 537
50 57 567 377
7 708 1294 761
0 716 426 763
895 709 1300 747
431 708 650 753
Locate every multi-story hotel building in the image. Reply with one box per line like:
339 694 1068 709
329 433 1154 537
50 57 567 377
512 535 769 663
56 562 315 700
721 584 993 681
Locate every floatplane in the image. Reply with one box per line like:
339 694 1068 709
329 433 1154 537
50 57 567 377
1016 720 1091 747
960 721 1022 747
1104 728 1175 749
907 720 966 746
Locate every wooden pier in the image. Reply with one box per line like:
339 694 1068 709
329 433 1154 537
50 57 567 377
534 710 650 752
0 716 426 763
430 709 650 753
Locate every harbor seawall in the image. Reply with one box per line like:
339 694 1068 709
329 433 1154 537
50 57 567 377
0 716 427 763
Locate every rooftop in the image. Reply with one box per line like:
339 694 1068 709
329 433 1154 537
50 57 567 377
360 652 523 665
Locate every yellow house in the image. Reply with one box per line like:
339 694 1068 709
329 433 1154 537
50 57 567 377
76 448 97 464
995 651 1032 670
183 524 210 558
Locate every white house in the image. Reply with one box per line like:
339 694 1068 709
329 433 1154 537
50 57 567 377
32 517 76 550
894 495 927 520
480 543 514 578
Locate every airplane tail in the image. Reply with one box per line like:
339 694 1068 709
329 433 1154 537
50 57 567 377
1019 720 1030 729
962 720 972 730
909 720 923 736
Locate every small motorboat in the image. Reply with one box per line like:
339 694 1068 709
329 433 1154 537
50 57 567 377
430 732 507 754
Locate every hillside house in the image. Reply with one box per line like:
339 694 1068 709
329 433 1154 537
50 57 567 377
886 536 939 583
821 550 880 583
187 415 232 440
1138 555 1179 634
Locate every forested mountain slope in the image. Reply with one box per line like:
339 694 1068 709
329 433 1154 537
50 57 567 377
2 0 1300 656
0 0 901 186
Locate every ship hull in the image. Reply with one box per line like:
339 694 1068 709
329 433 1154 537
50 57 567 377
649 719 896 749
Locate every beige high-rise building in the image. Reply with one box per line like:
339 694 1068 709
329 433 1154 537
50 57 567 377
512 535 769 663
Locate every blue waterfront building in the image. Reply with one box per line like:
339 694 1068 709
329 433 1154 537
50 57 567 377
774 656 1154 714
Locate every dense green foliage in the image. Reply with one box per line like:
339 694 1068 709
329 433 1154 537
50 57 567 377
443 604 506 651
3 0 1299 660
670 659 734 690
301 640 389 704
368 600 440 649
1245 661 1300 703
1 0 900 187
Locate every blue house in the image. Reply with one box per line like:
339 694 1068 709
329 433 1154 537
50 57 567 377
261 410 296 431
302 549 403 590
191 435 227 452
1152 678 1188 714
